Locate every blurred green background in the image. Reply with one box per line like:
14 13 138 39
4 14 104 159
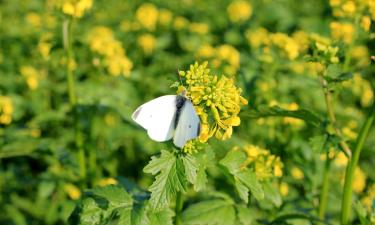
0 0 374 224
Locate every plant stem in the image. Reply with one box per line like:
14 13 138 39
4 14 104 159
341 103 375 225
320 76 351 157
63 18 86 181
174 192 184 225
318 150 331 222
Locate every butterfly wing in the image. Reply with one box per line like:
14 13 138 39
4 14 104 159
173 100 201 148
132 95 177 142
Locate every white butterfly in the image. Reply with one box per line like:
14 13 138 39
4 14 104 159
132 95 201 148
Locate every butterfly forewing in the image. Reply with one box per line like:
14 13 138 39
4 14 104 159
132 95 177 142
173 100 201 148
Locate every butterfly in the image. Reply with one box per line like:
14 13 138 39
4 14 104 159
132 95 201 148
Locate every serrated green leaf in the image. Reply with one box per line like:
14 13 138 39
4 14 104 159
219 150 247 174
147 154 187 210
131 203 149 225
234 179 249 203
236 170 264 201
143 150 176 175
91 185 133 209
263 181 282 207
182 199 235 225
242 105 322 127
194 148 215 191
118 208 132 225
148 208 174 225
182 154 198 185
236 205 254 225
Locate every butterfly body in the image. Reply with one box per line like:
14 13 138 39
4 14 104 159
132 95 200 148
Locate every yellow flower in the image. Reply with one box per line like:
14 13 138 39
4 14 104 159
241 145 283 181
245 28 269 48
136 3 159 31
361 16 371 31
173 16 189 30
0 96 13 125
87 26 133 77
362 184 375 211
20 66 39 90
279 182 289 196
216 45 240 72
350 45 370 67
353 167 366 193
334 151 348 167
196 44 215 58
97 178 118 186
178 62 247 142
64 183 81 200
227 0 253 23
137 34 157 55
189 22 209 34
62 0 93 18
291 167 304 180
26 13 41 28
330 21 355 44
182 139 206 154
270 33 300 60
341 1 356 16
158 9 173 26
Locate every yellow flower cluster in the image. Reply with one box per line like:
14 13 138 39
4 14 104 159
178 62 248 142
362 183 375 211
268 100 305 128
239 145 283 181
0 96 13 125
227 0 253 23
61 0 93 18
343 73 374 107
245 28 302 61
182 139 206 154
197 44 240 75
87 26 133 77
330 22 354 44
330 0 375 21
311 33 340 64
136 3 159 31
137 34 157 55
20 66 39 90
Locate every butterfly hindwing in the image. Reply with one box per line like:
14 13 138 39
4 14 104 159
132 95 177 142
173 100 201 148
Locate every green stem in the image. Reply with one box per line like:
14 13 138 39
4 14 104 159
63 18 86 181
318 150 331 222
341 103 375 225
174 192 184 225
320 76 351 157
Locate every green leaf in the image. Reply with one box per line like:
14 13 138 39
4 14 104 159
242 105 322 127
131 203 150 225
309 135 326 153
0 139 40 158
263 181 282 207
234 179 249 203
145 152 187 210
148 208 174 225
219 150 247 174
143 150 176 175
90 185 133 209
182 154 198 185
182 199 235 225
236 170 264 201
68 185 133 225
194 148 215 191
236 205 254 225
